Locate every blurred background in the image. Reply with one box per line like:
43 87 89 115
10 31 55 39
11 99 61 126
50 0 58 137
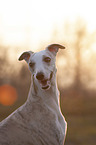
0 0 96 145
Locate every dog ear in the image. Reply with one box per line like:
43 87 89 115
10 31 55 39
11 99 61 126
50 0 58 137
46 44 65 55
18 51 34 62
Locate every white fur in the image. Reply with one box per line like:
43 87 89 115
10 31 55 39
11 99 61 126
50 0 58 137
0 44 67 145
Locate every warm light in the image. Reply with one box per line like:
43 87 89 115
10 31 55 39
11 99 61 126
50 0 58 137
0 0 96 49
92 44 96 52
0 85 18 106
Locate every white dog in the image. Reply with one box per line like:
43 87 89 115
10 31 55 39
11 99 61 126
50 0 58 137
0 44 67 145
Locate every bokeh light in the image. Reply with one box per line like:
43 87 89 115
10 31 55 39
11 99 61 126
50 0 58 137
0 85 18 106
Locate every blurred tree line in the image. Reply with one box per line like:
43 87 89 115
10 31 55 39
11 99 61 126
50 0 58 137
0 20 96 145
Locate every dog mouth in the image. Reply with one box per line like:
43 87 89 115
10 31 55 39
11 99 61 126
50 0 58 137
39 72 53 90
41 80 49 90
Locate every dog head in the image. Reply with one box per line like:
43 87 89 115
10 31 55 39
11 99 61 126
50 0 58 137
19 44 65 90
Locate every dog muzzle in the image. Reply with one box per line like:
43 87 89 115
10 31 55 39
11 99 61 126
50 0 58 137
39 71 53 90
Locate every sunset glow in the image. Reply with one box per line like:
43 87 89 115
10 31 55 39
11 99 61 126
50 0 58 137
0 0 96 50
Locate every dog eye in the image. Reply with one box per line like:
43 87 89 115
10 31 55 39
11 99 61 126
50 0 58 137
29 62 35 68
43 57 51 63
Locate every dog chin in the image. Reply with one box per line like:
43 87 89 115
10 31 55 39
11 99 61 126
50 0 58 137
42 82 51 90
42 85 50 90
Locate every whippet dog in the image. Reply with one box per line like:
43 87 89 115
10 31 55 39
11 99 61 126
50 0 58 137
0 44 67 145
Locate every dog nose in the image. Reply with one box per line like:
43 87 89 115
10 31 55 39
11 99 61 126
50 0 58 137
36 72 44 80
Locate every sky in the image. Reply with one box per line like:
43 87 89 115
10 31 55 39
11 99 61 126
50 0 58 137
0 0 96 51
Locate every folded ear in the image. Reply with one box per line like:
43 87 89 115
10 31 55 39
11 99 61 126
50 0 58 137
46 44 65 55
18 51 34 62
